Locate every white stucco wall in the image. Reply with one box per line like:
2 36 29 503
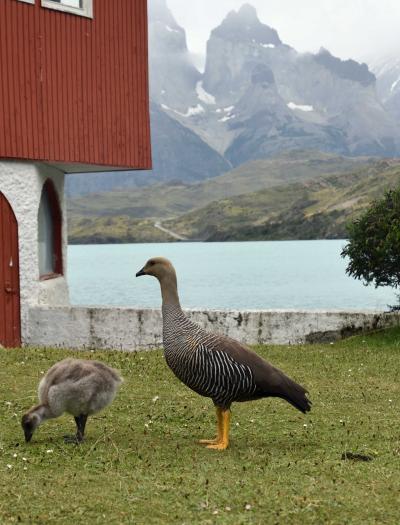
26 306 400 350
0 161 69 343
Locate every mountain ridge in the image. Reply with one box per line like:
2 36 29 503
67 151 386 244
66 1 400 203
154 1 400 169
68 159 400 244
68 151 370 219
163 160 400 242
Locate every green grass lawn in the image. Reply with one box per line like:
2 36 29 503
1 329 400 524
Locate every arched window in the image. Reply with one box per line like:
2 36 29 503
38 180 63 279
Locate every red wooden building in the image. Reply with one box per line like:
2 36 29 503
0 0 151 347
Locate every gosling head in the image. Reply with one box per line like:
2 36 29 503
21 411 40 443
136 257 175 281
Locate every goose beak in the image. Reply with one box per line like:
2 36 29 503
136 267 146 277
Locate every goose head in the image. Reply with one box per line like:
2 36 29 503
136 257 180 306
136 257 175 281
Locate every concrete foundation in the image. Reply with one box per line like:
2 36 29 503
26 306 400 351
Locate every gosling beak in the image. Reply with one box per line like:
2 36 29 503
23 429 33 443
136 267 146 277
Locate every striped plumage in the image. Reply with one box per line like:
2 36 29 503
136 257 311 450
163 305 257 409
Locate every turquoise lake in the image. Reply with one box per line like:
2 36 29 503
68 240 397 310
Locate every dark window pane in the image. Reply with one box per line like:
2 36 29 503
38 187 54 275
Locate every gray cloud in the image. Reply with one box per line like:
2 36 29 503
166 0 400 66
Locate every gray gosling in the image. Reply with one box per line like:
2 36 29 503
21 358 123 443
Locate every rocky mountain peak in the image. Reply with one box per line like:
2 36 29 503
211 3 282 46
148 0 188 55
151 0 400 166
148 0 177 27
237 3 258 22
314 48 375 87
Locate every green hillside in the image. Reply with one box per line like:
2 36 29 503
68 152 397 244
69 216 172 244
163 160 400 241
68 151 371 221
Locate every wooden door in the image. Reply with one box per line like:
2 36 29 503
0 192 21 347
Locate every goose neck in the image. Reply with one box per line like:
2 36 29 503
159 273 180 307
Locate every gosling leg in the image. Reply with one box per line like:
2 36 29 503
64 414 88 444
75 414 88 442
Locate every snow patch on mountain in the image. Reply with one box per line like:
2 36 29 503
391 77 400 92
287 102 314 112
251 39 275 49
196 81 216 105
179 104 205 117
165 25 179 33
162 102 205 118
219 114 236 122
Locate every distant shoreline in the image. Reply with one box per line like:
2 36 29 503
67 237 348 246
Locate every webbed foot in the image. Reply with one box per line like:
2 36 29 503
63 434 83 445
198 438 219 445
206 441 229 451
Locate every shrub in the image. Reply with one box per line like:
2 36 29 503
341 188 400 293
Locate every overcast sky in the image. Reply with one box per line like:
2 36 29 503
166 0 400 67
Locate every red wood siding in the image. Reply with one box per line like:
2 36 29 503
0 192 21 348
0 0 151 171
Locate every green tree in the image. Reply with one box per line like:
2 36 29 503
341 188 400 295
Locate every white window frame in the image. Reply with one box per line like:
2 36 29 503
17 0 35 4
41 0 93 18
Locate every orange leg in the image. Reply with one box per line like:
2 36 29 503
207 409 230 450
199 406 223 445
199 407 230 450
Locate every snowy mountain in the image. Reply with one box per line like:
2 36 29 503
67 1 400 197
370 54 400 122
153 2 400 166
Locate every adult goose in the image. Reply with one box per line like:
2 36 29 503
22 359 123 443
136 257 311 450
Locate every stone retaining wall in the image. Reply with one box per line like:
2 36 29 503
26 306 400 351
